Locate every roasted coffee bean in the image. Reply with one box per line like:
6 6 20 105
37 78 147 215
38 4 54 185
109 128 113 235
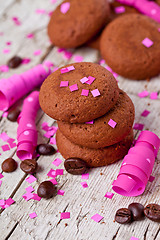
7 56 22 68
7 108 21 122
36 144 56 155
20 159 37 174
128 203 144 221
144 204 160 222
37 181 57 199
115 208 132 224
64 158 88 175
1 158 17 172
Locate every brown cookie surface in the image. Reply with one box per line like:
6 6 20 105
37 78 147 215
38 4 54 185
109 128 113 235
48 0 110 48
58 90 135 148
100 14 160 80
39 62 119 123
56 129 133 167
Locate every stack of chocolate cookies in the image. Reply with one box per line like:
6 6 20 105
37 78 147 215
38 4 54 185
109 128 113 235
39 62 135 168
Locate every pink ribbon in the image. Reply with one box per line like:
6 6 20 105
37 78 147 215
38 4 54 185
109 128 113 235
16 91 40 160
0 64 52 111
116 0 160 23
112 131 160 196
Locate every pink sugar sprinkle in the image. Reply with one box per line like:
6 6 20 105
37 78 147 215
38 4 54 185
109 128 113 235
47 169 57 178
130 237 139 240
73 55 83 62
99 59 105 65
25 175 37 184
108 119 117 128
141 110 150 117
150 92 158 100
22 58 31 64
49 178 58 185
3 49 10 54
26 33 34 38
33 50 41 56
0 65 9 72
60 2 70 14
91 214 103 223
60 81 69 87
91 89 100 97
81 181 88 188
114 6 125 14
104 192 114 199
67 66 75 71
86 76 95 85
138 91 149 98
0 173 4 179
142 38 153 48
0 132 10 141
35 9 46 14
56 169 63 175
80 77 88 84
57 190 65 196
60 212 70 219
50 137 56 145
29 212 37 219
1 144 10 151
44 130 55 138
52 158 62 167
81 173 89 180
149 175 155 182
63 50 73 60
69 84 78 92
133 123 144 131
6 42 11 46
61 68 69 74
25 186 34 193
12 17 21 25
85 120 94 124
81 89 89 96
0 180 2 187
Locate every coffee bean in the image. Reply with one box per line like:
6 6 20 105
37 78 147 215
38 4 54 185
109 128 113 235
7 108 21 122
20 159 37 174
1 158 17 172
144 204 160 222
128 203 144 221
36 144 56 155
115 208 132 224
7 56 22 68
37 181 57 199
64 158 88 175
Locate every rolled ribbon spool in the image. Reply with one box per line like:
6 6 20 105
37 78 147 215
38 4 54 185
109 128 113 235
0 64 52 111
16 91 40 160
116 0 160 23
112 131 160 196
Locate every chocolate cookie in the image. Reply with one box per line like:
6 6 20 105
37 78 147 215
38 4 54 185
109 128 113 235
58 90 134 148
100 14 160 80
39 62 119 123
56 129 133 167
48 0 110 48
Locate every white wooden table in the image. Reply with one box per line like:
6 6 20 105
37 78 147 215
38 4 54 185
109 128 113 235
0 1 160 239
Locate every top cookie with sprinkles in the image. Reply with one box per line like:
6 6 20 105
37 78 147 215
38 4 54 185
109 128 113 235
39 62 119 123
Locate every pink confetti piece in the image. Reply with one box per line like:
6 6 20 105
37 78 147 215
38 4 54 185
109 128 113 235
32 193 41 201
104 192 114 199
60 68 69 74
57 190 65 195
56 169 63 175
25 186 34 193
3 49 10 54
12 17 21 25
26 33 34 38
81 89 89 96
0 132 10 141
150 92 158 100
73 55 83 62
1 144 10 152
9 142 17 148
0 180 2 187
86 76 95 85
25 175 37 184
35 9 46 14
67 66 75 71
5 198 15 206
52 158 62 167
63 50 73 60
0 65 9 72
60 212 70 219
44 131 55 138
43 60 54 67
138 91 149 98
91 214 103 223
81 181 88 188
115 6 125 14
0 199 5 207
91 89 100 97
22 58 31 64
133 123 144 131
69 84 78 92
99 59 105 65
81 173 89 179
33 50 41 56
149 175 155 182
60 81 69 87
50 137 56 145
6 42 12 46
29 212 37 219
22 192 34 201
141 110 150 117
47 169 57 178
85 120 94 124
49 178 58 185
108 119 117 128
142 38 153 48
2 112 8 117
60 2 70 14
80 77 88 84
0 173 4 179
130 237 139 240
